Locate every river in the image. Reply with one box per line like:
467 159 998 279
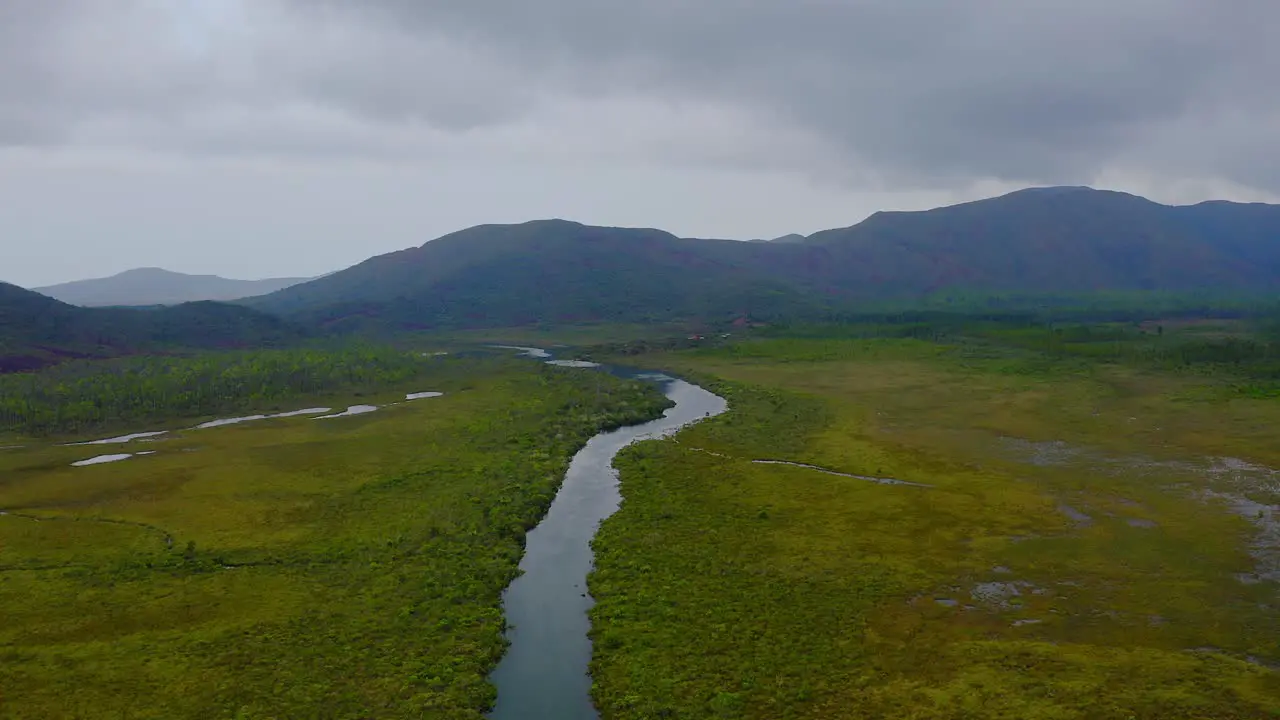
487 363 727 719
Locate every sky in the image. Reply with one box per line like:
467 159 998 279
3 1 1278 287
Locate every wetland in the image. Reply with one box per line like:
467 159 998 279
3 320 1280 718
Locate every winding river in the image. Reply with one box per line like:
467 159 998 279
488 363 727 719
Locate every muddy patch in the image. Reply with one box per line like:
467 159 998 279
1000 439 1089 467
1058 504 1094 527
1003 437 1279 581
970 581 1036 610
1186 647 1280 670
1203 490 1280 583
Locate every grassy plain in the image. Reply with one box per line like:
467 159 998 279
410 323 695 352
0 360 669 719
589 336 1280 719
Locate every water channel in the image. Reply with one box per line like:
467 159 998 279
487 360 727 719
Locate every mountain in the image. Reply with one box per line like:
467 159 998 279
33 268 312 307
0 282 304 372
803 187 1280 295
244 187 1280 331
244 220 823 331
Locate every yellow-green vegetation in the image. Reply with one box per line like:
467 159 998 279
415 323 696 353
589 336 1280 719
0 362 670 719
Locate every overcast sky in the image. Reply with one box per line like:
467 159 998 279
3 1 1277 287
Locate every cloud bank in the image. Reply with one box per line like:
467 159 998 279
2 0 1276 285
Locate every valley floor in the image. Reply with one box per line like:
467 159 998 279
4 331 1279 718
589 338 1280 719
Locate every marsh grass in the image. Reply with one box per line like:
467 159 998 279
590 337 1280 718
0 364 670 719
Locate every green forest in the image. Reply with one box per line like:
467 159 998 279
0 346 471 437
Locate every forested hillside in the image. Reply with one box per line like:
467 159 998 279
245 188 1280 332
245 219 823 330
0 347 456 436
10 186 1278 369
807 187 1280 294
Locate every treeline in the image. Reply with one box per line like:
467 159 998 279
891 290 1280 322
764 291 1280 328
0 346 463 436
759 311 1280 389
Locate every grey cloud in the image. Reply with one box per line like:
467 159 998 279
15 0 1280 291
0 0 536 152
0 2 234 145
301 0 1280 189
0 2 77 143
2 0 1278 194
249 7 539 131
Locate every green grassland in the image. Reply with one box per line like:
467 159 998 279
423 322 694 347
589 334 1280 719
0 361 670 719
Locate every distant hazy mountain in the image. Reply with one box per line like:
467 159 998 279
0 282 304 372
747 233 807 244
34 268 312 307
236 186 1280 331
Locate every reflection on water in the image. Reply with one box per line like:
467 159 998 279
66 431 168 446
493 345 553 359
71 454 134 467
314 405 379 419
197 408 332 429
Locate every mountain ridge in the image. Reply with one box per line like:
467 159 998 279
241 186 1280 330
10 185 1277 366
